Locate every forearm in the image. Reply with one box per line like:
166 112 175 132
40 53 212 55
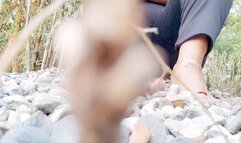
147 0 168 5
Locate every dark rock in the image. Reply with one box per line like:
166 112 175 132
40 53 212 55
32 93 62 114
139 113 166 143
185 106 202 119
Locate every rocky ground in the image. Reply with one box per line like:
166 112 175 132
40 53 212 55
0 68 241 143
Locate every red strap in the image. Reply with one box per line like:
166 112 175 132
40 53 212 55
197 91 208 96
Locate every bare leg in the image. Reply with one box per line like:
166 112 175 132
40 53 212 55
172 35 208 94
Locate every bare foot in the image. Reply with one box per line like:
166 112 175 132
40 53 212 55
170 60 223 105
171 59 208 93
129 122 150 143
149 78 167 94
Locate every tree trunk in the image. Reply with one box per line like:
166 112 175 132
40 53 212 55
25 0 32 72
41 11 58 70
33 29 43 70
32 0 45 71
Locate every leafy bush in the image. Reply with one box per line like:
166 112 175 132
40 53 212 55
206 0 241 96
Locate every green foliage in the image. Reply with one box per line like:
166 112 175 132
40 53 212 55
206 50 241 96
0 0 81 71
207 0 241 96
214 0 241 53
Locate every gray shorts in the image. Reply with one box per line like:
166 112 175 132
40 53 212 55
144 0 232 68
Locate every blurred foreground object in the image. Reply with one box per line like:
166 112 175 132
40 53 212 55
55 0 162 143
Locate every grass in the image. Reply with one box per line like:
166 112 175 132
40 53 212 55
205 50 241 96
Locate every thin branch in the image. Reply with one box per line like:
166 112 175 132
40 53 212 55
41 11 58 70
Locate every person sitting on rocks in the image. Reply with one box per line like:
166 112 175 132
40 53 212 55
146 0 232 98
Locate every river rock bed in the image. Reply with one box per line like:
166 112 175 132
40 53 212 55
0 68 240 143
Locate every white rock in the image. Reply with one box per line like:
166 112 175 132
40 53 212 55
0 75 8 82
6 111 21 129
152 91 167 98
0 127 51 143
168 84 180 94
228 133 241 143
22 111 53 134
2 79 17 86
121 117 139 130
141 98 159 116
161 105 175 118
2 84 23 96
158 98 173 109
179 91 193 100
8 110 20 122
32 93 62 114
51 115 80 143
5 120 21 129
172 107 185 120
52 77 64 84
226 115 235 125
190 115 225 130
0 107 9 122
37 72 53 83
0 122 8 130
20 113 31 122
25 94 35 102
166 135 175 143
20 80 37 94
208 125 232 138
227 111 241 134
180 124 205 139
49 104 71 123
2 95 29 105
164 119 187 137
204 136 227 143
16 105 32 114
48 87 68 97
210 113 226 125
209 106 231 117
37 87 50 92
166 91 190 104
174 107 183 113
